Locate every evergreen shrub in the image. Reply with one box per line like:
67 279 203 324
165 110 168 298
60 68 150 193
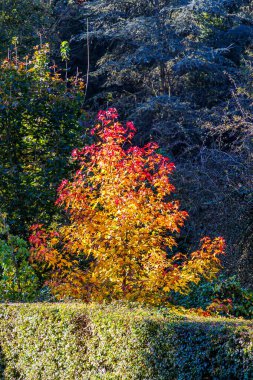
0 303 252 379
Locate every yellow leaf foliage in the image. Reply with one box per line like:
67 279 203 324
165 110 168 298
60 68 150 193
29 109 225 304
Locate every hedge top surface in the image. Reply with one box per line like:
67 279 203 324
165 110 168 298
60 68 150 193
0 302 252 327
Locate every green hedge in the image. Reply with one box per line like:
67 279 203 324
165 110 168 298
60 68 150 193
0 303 252 379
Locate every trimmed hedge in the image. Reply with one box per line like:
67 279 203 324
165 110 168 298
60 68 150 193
0 303 252 379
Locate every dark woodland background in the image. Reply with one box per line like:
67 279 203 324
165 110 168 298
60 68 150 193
0 0 252 287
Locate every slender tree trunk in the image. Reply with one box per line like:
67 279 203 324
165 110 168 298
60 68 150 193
153 0 171 96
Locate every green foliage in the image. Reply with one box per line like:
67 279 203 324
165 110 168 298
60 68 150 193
0 303 252 379
0 214 38 301
196 11 228 40
60 41 70 81
0 0 55 58
60 41 70 62
0 43 85 234
173 275 253 319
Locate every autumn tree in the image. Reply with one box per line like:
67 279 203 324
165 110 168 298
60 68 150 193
30 109 225 304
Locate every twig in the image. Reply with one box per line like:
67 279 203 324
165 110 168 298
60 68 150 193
84 18 90 103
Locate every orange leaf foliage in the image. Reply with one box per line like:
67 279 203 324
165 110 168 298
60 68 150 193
29 109 225 304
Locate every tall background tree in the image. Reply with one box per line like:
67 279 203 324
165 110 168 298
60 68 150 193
0 0 56 58
0 43 85 234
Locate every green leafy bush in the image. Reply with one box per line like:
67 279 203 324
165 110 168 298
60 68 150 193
0 214 38 302
0 43 85 234
0 303 252 379
0 0 55 58
172 275 253 319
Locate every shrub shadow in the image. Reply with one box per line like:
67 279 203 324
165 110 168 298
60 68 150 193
0 345 5 379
